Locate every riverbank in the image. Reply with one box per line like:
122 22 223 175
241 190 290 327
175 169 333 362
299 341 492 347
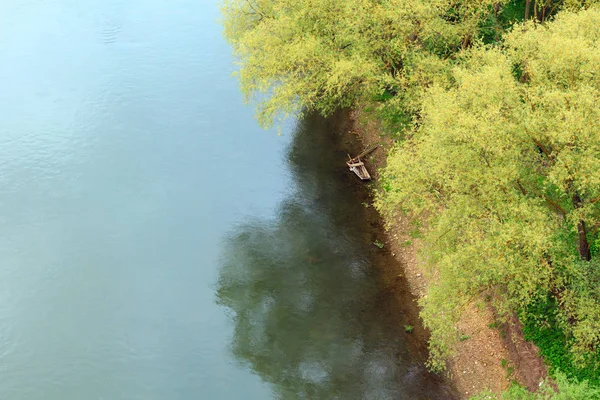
341 108 548 399
323 111 459 398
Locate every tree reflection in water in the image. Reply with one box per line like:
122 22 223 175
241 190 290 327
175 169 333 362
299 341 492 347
217 114 456 399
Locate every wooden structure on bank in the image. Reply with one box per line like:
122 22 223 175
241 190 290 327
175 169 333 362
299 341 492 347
347 145 378 181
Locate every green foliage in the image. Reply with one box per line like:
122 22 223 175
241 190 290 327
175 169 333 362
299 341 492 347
404 325 414 333
499 0 527 24
470 373 600 399
500 358 515 379
377 7 600 371
478 0 526 44
521 297 600 385
222 0 515 128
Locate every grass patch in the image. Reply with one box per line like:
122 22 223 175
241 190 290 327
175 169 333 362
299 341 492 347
488 321 500 330
521 296 600 387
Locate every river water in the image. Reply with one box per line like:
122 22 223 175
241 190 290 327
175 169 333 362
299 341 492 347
0 1 455 399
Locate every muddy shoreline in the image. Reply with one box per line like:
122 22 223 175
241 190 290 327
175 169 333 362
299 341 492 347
330 108 548 399
323 110 459 398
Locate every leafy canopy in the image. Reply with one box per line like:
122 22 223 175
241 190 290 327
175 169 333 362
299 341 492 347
377 7 600 370
222 0 508 127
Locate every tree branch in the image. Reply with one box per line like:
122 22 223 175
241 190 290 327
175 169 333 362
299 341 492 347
516 179 567 216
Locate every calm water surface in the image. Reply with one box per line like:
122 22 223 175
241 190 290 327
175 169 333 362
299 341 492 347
0 1 455 399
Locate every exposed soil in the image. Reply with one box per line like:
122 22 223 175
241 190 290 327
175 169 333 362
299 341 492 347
341 108 548 399
499 315 548 391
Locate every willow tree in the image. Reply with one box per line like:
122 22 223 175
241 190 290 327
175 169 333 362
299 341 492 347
221 0 510 128
378 7 600 370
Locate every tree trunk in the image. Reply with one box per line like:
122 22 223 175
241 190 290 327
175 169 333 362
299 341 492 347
539 0 552 22
577 220 591 261
525 0 531 20
572 193 592 261
461 34 472 50
494 2 501 18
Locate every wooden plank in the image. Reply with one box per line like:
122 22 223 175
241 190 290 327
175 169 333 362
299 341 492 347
355 145 379 159
347 147 377 181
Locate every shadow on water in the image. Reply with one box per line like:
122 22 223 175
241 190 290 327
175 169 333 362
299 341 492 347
216 113 458 399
